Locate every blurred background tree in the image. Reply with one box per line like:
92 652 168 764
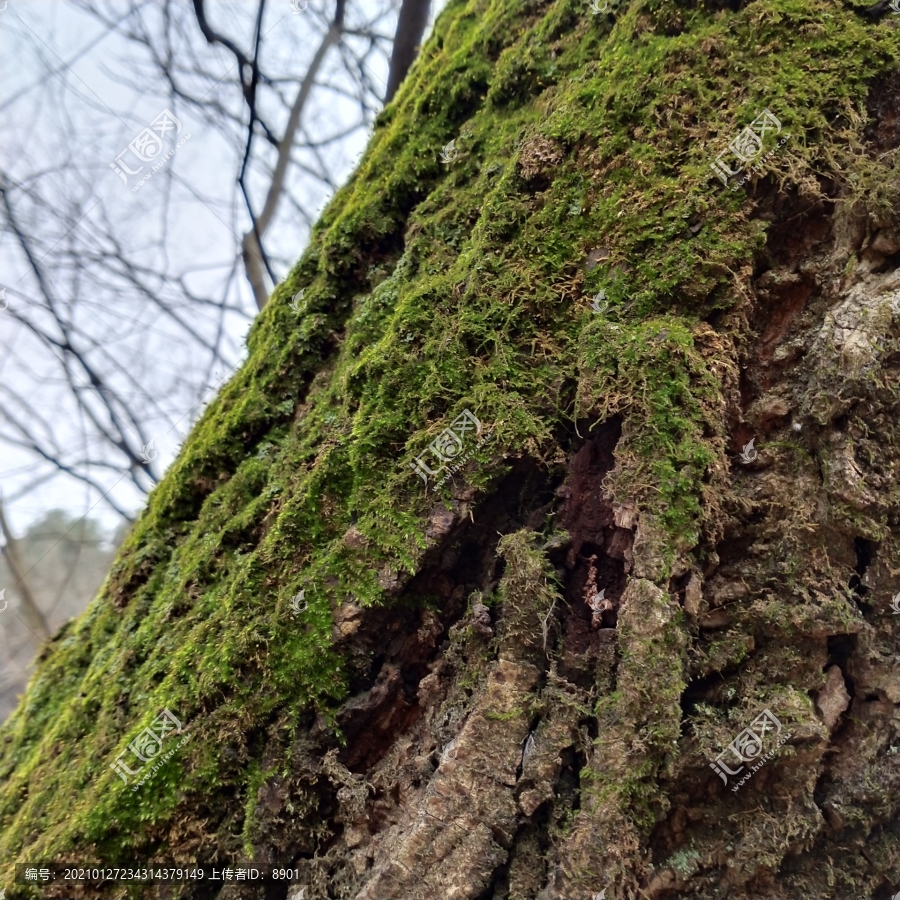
0 508 124 721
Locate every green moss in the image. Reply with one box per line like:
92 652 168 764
703 632 754 673
587 579 688 839
496 531 562 659
577 317 723 545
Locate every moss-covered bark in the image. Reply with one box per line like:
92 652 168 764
2 0 900 897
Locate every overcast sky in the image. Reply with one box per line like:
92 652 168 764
0 0 407 537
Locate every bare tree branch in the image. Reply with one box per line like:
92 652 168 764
2 0 424 529
240 0 347 310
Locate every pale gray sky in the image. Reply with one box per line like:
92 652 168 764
0 0 418 536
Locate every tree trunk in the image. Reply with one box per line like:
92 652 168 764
384 0 431 104
0 500 51 644
2 1 900 899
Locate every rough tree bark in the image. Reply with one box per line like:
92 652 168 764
1 0 899 898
